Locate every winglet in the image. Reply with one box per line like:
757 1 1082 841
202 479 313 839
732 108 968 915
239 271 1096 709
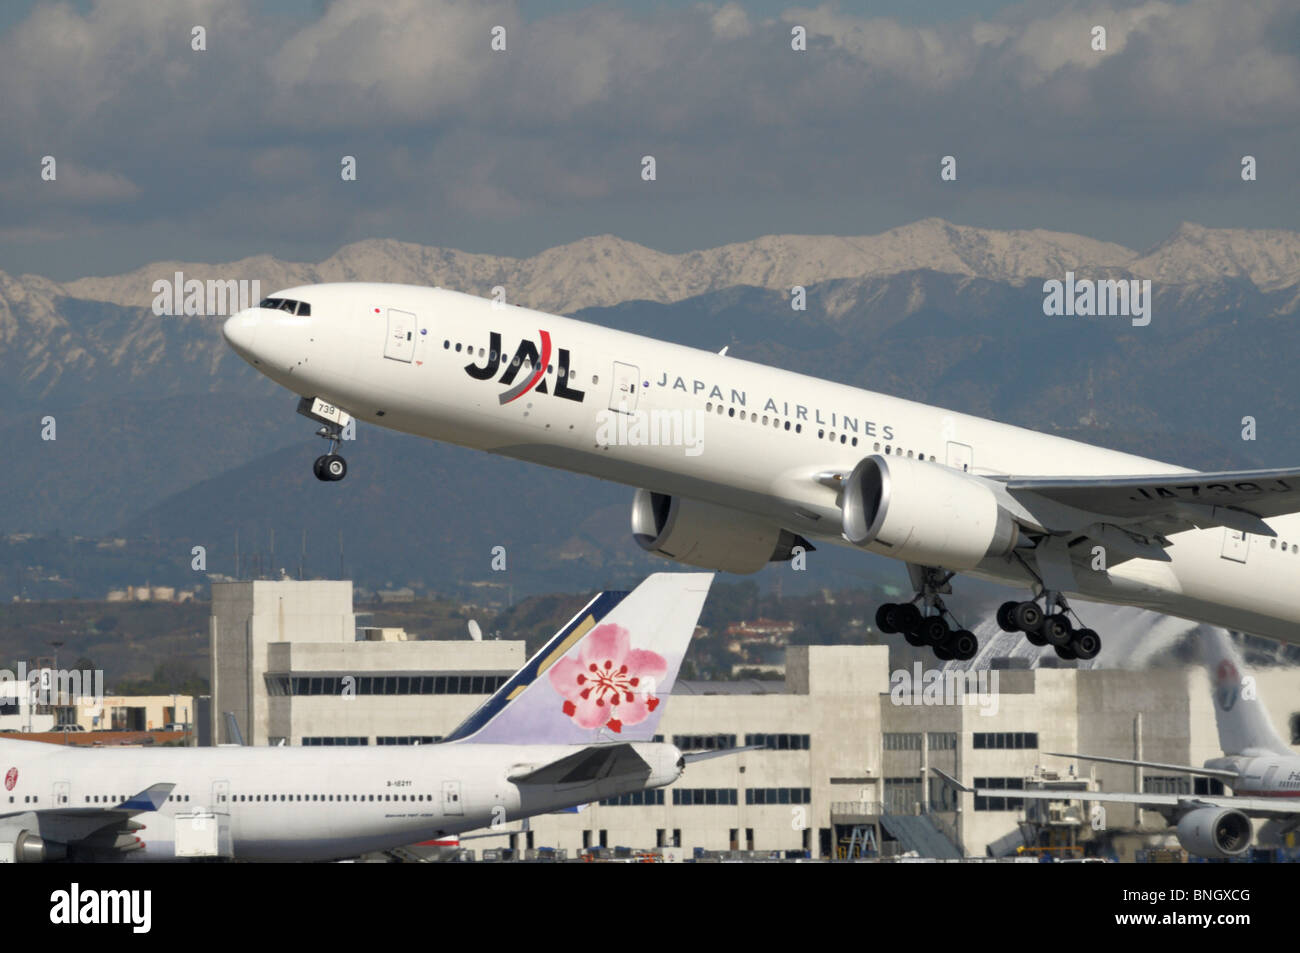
445 573 712 744
120 783 175 813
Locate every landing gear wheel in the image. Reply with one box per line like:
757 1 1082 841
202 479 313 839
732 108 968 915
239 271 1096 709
313 456 327 481
876 604 899 634
1042 613 1072 647
1054 643 1078 660
933 642 955 661
996 601 1019 632
1010 601 1043 632
918 617 950 646
1025 627 1048 647
949 629 978 661
1071 628 1101 661
321 454 347 482
894 603 922 634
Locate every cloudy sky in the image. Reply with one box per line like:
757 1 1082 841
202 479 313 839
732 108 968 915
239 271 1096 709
1 0 1296 279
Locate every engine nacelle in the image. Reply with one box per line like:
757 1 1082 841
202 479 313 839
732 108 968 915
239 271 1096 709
1176 807 1252 859
842 454 1018 570
1 830 64 863
631 490 809 574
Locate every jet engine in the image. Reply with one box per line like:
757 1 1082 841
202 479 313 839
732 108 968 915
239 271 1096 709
1175 807 1252 859
631 489 810 574
842 454 1019 570
1 829 64 863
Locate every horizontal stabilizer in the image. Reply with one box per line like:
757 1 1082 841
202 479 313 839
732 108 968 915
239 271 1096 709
1044 751 1237 780
682 744 764 764
507 743 650 786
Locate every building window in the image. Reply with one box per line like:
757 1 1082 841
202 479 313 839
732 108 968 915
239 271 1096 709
744 788 811 805
972 777 1025 811
301 736 369 746
1143 775 1191 796
265 674 508 696
671 788 738 806
672 734 737 751
883 732 922 751
972 732 1038 750
599 790 666 806
927 732 957 751
376 736 442 745
744 733 810 750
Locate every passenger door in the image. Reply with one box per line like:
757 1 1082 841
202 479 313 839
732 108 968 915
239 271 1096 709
384 309 417 363
608 362 640 414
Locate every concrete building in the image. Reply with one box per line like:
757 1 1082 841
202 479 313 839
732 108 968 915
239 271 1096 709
206 580 1300 859
212 580 521 747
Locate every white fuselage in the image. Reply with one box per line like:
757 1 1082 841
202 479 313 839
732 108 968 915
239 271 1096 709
1 739 681 861
227 283 1300 644
1207 753 1300 799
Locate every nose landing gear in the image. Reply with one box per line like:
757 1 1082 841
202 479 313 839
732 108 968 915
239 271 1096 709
298 396 352 483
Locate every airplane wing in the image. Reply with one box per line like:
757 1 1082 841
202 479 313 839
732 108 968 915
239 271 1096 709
932 768 1300 820
0 782 173 821
1043 751 1239 781
996 787 1300 820
0 783 175 857
1002 467 1300 528
507 743 652 786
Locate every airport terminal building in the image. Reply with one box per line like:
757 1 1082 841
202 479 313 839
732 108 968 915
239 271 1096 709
210 581 1300 859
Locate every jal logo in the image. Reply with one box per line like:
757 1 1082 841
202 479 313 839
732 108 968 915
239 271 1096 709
1215 659 1239 712
4 767 16 791
464 330 586 405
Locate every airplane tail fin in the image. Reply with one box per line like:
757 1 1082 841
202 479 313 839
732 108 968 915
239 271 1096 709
444 572 712 744
1200 627 1292 756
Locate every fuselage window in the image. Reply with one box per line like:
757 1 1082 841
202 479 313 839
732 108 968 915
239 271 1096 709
728 408 735 418
455 343 462 352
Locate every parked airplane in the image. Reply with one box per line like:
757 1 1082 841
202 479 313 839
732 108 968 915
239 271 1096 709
941 627 1300 859
223 285 1300 661
0 572 712 862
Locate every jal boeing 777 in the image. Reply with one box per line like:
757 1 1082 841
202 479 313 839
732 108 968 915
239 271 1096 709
0 573 711 862
222 283 1300 662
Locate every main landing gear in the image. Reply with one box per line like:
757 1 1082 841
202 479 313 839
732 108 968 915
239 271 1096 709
996 591 1101 661
875 567 979 662
312 422 347 483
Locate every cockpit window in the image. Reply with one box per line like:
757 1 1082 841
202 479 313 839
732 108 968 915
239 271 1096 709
257 297 311 316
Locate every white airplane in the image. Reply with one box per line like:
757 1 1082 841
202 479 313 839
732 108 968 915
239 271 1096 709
942 627 1300 859
0 572 712 862
223 284 1300 661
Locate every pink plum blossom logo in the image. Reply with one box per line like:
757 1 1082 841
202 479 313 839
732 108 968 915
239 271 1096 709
548 623 667 734
4 767 16 791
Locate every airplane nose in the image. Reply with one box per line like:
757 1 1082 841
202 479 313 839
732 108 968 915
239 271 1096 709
223 310 260 355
